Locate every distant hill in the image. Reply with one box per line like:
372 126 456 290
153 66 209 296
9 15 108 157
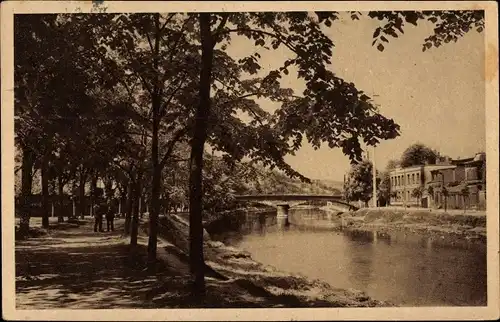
241 166 343 195
312 179 344 194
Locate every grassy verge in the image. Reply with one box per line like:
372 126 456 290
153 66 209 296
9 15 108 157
341 208 486 242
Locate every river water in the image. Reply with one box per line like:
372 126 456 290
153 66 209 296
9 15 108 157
209 207 487 307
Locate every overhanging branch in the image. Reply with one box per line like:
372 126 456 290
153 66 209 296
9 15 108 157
158 127 189 169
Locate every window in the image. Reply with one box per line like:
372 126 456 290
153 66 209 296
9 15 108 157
417 173 420 183
412 173 415 184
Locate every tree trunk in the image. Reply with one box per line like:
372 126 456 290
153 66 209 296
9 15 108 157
124 179 133 235
165 195 171 216
148 103 161 266
104 176 113 198
57 176 65 223
147 13 163 267
90 171 98 216
19 145 34 235
130 172 142 246
41 153 50 229
188 13 214 296
78 168 86 219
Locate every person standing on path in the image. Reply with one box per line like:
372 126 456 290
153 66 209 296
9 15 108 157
105 197 115 232
93 189 106 232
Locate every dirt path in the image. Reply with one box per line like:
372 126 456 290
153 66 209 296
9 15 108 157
16 219 194 309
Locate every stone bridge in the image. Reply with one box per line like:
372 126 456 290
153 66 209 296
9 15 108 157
234 194 359 216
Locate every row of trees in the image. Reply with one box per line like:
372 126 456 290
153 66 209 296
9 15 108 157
15 9 483 295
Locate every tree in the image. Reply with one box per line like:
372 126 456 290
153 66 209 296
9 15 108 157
15 14 63 231
187 11 405 295
343 160 374 207
386 159 400 170
15 13 135 232
400 143 438 168
427 185 435 205
111 128 150 244
15 14 101 229
411 186 424 207
377 170 391 206
367 10 484 52
65 13 200 264
48 146 76 223
185 10 484 295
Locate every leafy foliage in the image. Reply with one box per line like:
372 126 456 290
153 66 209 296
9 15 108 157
343 160 374 204
427 185 434 197
367 10 484 52
377 171 391 205
202 12 402 173
386 159 400 170
400 143 438 167
412 186 424 199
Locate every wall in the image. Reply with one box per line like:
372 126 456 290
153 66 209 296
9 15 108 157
389 166 424 206
454 166 466 182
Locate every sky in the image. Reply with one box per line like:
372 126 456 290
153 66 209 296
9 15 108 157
225 13 485 182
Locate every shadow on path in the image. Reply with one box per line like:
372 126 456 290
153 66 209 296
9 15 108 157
16 219 196 309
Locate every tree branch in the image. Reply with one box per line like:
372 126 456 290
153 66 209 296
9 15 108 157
137 71 154 97
146 32 155 55
158 127 189 169
159 13 177 34
218 92 261 106
119 79 142 110
158 17 195 96
159 78 187 118
119 38 154 96
220 27 303 64
212 13 230 46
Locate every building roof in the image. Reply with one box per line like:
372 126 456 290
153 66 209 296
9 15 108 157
451 158 474 165
463 159 484 166
424 164 457 171
389 165 424 174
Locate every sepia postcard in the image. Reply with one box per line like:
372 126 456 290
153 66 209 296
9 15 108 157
1 1 499 321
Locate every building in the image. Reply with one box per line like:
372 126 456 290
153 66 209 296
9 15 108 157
389 152 486 210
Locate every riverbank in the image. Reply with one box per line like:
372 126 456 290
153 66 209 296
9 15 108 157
15 217 392 308
155 213 393 307
325 207 486 243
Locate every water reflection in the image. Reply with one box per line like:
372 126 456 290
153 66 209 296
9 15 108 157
276 216 290 231
208 208 487 306
344 230 375 291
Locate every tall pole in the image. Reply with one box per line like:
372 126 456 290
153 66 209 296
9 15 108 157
440 172 447 212
403 167 407 208
372 146 377 208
